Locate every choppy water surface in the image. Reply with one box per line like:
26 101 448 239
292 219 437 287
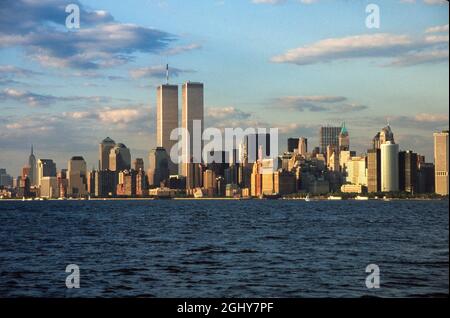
0 200 448 297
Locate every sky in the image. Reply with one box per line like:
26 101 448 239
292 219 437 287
0 0 448 176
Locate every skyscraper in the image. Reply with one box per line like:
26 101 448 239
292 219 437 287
373 125 395 149
181 82 204 176
434 130 449 195
298 137 308 157
367 148 381 193
157 84 179 175
287 138 300 153
320 126 341 154
109 143 131 172
399 150 418 193
99 137 116 171
381 141 399 192
338 123 350 151
133 158 144 172
68 156 87 197
148 147 170 188
28 145 37 186
37 159 57 187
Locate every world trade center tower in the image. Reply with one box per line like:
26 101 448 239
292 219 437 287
157 84 179 175
181 82 204 179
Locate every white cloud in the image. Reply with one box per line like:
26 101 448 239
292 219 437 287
425 24 449 34
271 30 449 66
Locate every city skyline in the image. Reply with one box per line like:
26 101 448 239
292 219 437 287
0 0 449 176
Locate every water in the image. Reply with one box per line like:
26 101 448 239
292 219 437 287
0 200 448 298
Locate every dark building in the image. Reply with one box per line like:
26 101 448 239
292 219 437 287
367 148 381 193
417 163 435 194
169 175 186 190
244 133 273 163
399 150 418 193
288 138 300 153
95 170 117 197
320 126 341 154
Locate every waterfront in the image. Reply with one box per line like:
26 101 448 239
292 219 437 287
0 200 448 297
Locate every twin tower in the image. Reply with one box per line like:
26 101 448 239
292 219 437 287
156 81 204 176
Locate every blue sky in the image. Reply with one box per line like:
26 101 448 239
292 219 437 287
0 0 448 176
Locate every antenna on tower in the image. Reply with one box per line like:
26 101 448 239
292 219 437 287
166 63 169 85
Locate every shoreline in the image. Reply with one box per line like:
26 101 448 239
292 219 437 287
0 197 447 202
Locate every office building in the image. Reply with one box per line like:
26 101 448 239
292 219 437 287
434 131 449 195
148 147 170 188
298 137 308 157
417 163 435 194
367 149 381 193
288 138 300 153
39 177 58 199
109 143 131 172
133 158 144 172
157 84 179 175
338 123 350 151
373 125 395 149
346 156 367 186
68 156 87 197
99 137 116 171
381 141 399 192
181 82 204 177
37 159 57 187
320 126 341 154
399 150 418 193
28 145 37 186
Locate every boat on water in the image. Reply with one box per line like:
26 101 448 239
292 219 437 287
328 196 343 201
262 194 282 200
355 196 369 201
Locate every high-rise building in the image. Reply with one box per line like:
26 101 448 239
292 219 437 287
434 130 449 195
381 141 399 192
39 177 58 199
157 84 179 175
37 159 56 187
346 156 367 186
28 145 37 186
373 125 395 149
203 169 217 197
0 168 13 187
320 126 341 154
417 163 435 194
95 170 117 197
181 82 204 177
68 156 87 197
99 137 115 171
298 137 308 157
148 147 170 188
109 143 131 172
338 123 350 151
288 138 300 153
244 133 272 163
399 150 418 193
367 149 381 193
133 158 144 172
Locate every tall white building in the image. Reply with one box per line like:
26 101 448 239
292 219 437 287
381 141 399 192
157 84 179 175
